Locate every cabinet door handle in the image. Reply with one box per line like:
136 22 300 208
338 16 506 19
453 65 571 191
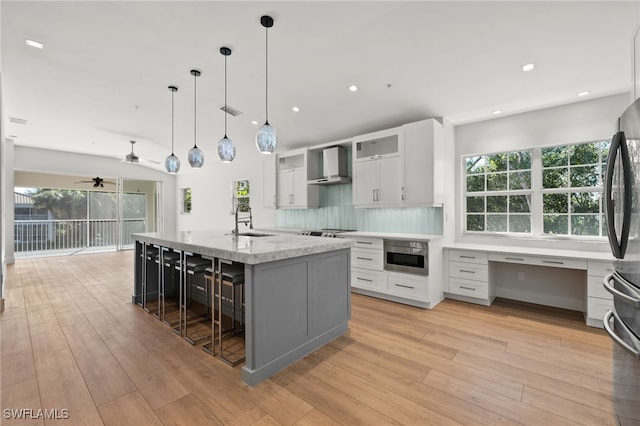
375 189 380 202
401 186 405 201
273 194 276 205
459 255 476 259
505 257 525 261
357 241 373 245
356 257 373 261
542 260 564 265
394 283 415 289
372 189 376 202
357 277 373 282
196 285 205 291
289 194 294 204
459 269 476 274
460 286 476 291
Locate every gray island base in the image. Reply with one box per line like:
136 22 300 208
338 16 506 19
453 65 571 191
132 230 352 385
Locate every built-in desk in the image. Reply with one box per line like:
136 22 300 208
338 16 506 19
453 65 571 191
443 244 615 328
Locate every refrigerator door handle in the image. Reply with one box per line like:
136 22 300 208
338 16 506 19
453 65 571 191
603 310 640 359
603 273 640 308
605 131 632 259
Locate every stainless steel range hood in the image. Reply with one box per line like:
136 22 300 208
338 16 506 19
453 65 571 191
308 146 352 185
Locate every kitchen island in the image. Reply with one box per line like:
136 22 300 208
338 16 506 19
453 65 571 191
132 230 352 385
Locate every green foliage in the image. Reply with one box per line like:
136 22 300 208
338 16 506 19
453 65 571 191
31 189 87 219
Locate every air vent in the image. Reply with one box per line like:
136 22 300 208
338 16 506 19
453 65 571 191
220 105 243 117
9 117 27 125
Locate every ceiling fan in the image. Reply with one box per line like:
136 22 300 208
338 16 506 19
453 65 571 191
75 177 115 188
122 140 160 165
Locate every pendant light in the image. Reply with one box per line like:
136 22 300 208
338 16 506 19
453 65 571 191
217 47 235 163
188 69 204 168
165 86 180 174
125 140 139 164
255 15 277 154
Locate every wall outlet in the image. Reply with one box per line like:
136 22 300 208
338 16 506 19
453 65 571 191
518 271 525 281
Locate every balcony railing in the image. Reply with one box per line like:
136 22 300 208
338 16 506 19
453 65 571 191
14 218 146 257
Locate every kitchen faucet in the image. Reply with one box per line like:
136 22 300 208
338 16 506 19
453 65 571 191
234 203 253 236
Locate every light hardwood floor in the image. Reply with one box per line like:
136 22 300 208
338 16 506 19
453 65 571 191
0 251 617 425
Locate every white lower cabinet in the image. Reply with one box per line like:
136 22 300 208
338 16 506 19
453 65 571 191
586 260 614 328
445 248 493 306
349 236 437 309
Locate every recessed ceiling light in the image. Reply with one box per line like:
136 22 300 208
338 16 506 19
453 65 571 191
25 38 43 49
522 63 535 72
251 120 258 125
348 85 358 92
493 110 503 115
577 90 590 97
292 106 300 112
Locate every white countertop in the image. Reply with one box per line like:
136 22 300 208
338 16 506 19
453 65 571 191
339 231 444 241
443 242 615 262
133 230 352 265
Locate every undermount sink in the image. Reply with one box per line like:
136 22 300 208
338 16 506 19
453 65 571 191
227 232 274 237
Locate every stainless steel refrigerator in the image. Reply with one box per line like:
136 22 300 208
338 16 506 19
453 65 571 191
603 97 640 425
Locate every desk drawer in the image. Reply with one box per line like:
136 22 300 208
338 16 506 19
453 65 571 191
587 275 613 300
352 247 383 271
387 272 426 299
587 296 613 320
351 268 385 290
587 260 614 278
449 261 488 282
488 253 536 265
449 278 489 299
534 256 587 270
449 250 487 264
351 237 383 250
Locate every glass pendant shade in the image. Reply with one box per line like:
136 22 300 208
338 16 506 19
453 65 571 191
188 146 204 168
256 122 277 154
165 153 180 174
217 136 236 163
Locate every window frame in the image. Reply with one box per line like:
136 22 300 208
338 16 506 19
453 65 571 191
462 139 610 240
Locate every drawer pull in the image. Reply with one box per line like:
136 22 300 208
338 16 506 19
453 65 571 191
459 255 476 259
542 260 564 265
196 285 205 291
459 269 476 274
505 257 524 261
394 283 415 289
357 241 373 245
357 277 373 282
460 286 476 291
356 257 373 261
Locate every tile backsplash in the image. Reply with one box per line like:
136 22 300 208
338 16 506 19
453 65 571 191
276 184 443 234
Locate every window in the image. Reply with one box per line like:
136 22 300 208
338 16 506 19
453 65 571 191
465 150 532 233
463 140 611 238
231 179 250 214
182 188 192 214
541 141 609 236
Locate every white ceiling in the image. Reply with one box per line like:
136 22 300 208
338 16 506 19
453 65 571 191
2 1 639 169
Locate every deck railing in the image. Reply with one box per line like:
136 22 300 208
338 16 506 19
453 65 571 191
14 218 146 256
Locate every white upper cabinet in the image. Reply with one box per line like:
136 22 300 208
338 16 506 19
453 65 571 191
352 118 443 208
401 119 444 206
262 155 277 208
276 148 319 209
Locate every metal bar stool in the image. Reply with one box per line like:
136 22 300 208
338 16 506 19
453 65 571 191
175 253 212 345
156 247 181 324
204 259 245 366
141 244 159 313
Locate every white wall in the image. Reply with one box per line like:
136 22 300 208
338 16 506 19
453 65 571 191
454 92 630 252
0 72 5 309
175 146 277 232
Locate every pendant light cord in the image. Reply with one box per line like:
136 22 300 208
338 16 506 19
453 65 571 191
171 89 175 155
265 24 269 124
193 73 197 148
224 53 228 137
